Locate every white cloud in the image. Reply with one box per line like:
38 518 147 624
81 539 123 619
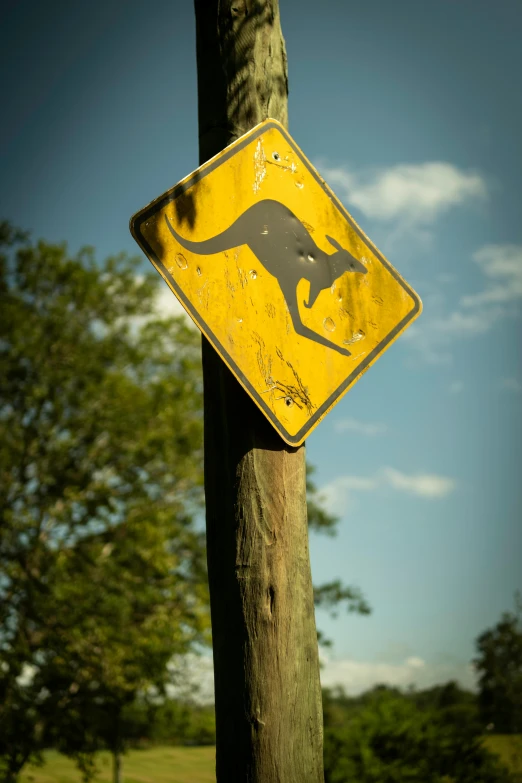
320 654 477 695
320 475 377 516
430 308 503 336
461 244 522 308
124 278 189 335
474 243 522 280
167 653 215 704
334 418 388 436
406 656 426 669
405 244 522 364
401 322 453 365
321 467 455 515
163 651 477 703
403 301 505 365
320 161 486 227
381 468 455 499
153 280 187 319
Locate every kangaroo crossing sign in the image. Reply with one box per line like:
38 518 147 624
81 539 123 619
130 119 422 446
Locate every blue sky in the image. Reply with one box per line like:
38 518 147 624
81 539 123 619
2 0 521 696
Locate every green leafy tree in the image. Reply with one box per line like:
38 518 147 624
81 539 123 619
34 516 210 782
127 697 216 747
0 222 207 782
323 687 516 783
0 222 369 781
474 595 522 734
0 676 45 783
408 680 479 728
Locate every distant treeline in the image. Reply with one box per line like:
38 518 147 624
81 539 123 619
115 698 216 748
323 679 479 727
113 680 502 750
90 681 480 750
80 683 521 782
321 682 520 783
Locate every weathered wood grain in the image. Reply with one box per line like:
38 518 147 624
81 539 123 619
194 1 324 780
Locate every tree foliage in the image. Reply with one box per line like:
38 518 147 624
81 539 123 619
0 222 369 780
116 697 216 748
474 595 522 734
0 223 208 780
323 686 516 783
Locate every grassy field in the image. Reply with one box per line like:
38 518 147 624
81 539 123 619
20 747 216 783
484 735 522 777
19 737 522 782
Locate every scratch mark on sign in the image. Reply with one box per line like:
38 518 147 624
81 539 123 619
235 250 248 288
224 267 235 294
196 280 209 309
267 158 297 174
253 332 274 391
338 306 354 321
253 140 267 194
275 347 315 414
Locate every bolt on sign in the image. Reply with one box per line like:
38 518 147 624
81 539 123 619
130 119 422 446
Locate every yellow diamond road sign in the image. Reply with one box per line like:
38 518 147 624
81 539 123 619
130 119 422 446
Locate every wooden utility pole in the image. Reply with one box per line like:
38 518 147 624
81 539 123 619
193 1 325 781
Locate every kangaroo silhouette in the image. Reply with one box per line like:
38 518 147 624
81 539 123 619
165 198 367 356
